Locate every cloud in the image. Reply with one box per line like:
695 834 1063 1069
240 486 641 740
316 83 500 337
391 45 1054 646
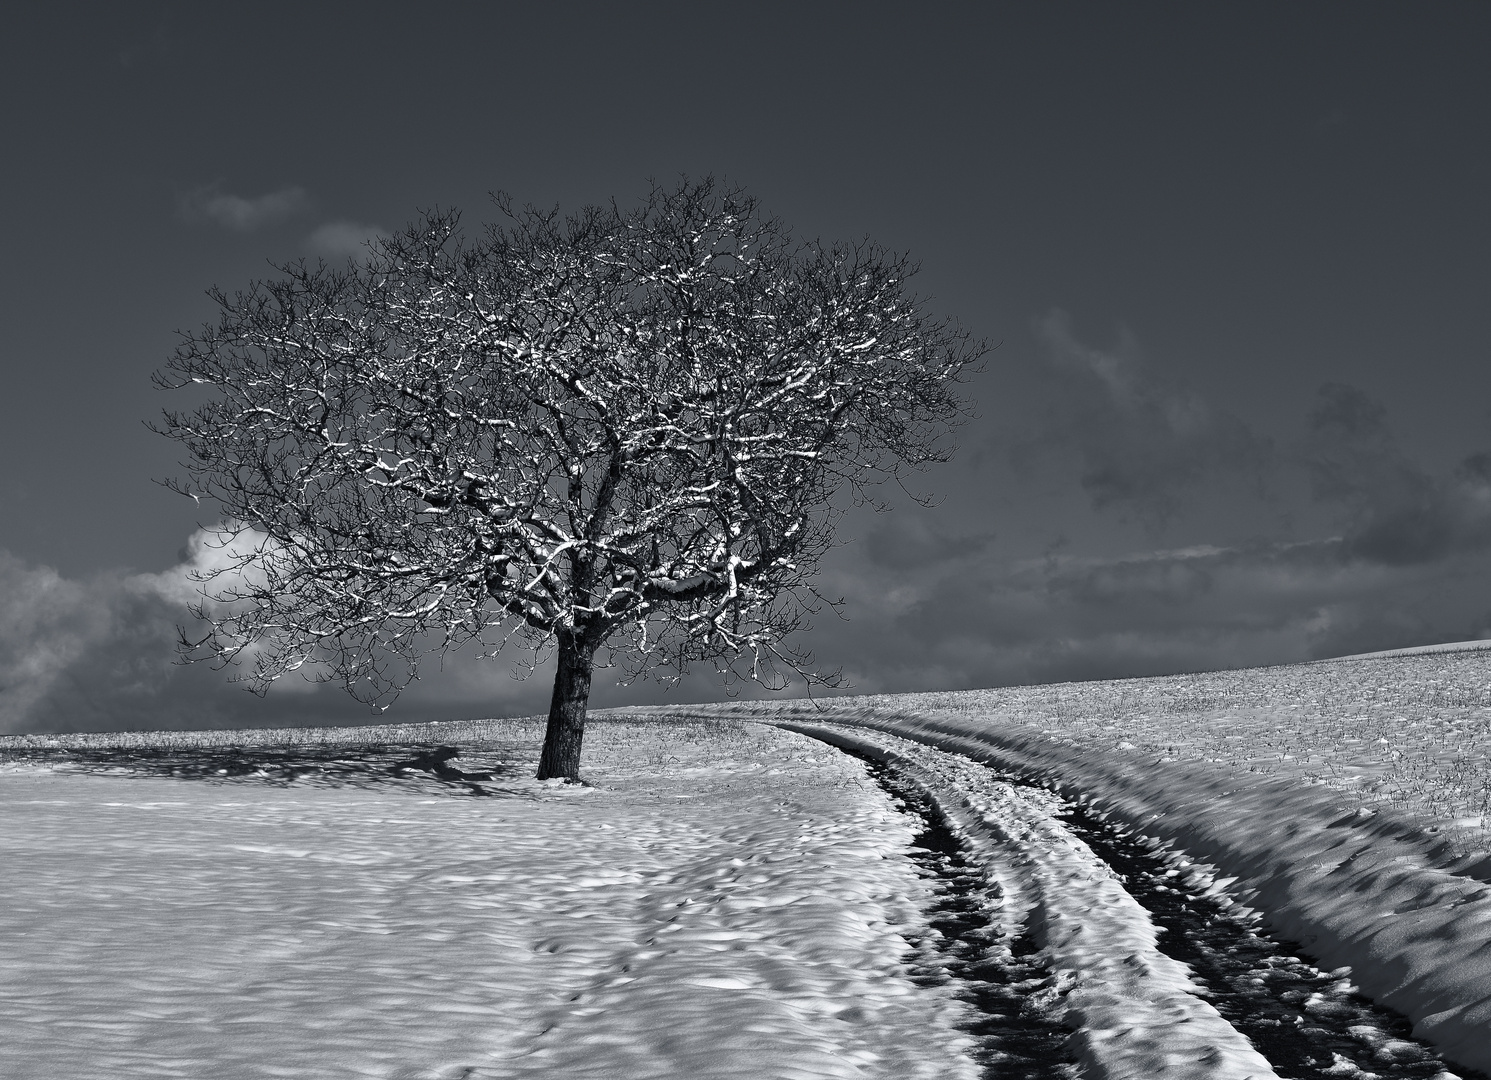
1302 383 1491 565
9 516 1491 735
305 220 388 260
0 530 651 736
0 533 523 735
179 185 310 231
0 549 188 733
816 532 1491 697
801 378 1491 693
1026 310 1272 526
862 517 994 571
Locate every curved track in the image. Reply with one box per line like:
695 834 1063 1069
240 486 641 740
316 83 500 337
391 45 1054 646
790 721 1482 1080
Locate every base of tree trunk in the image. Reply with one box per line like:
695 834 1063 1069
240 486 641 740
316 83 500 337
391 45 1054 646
535 631 595 780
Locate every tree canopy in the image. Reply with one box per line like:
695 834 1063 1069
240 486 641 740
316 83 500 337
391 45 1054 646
156 178 982 778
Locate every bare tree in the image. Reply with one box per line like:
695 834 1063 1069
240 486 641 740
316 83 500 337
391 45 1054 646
155 178 982 779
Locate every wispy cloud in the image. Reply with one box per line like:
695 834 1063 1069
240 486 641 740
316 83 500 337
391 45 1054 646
304 220 388 260
1302 382 1491 566
1027 310 1273 527
821 532 1491 697
179 185 310 231
862 518 995 571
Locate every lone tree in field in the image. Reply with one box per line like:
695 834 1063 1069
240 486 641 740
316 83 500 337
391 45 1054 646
155 178 981 779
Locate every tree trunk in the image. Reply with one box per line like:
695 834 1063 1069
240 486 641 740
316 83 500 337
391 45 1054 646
535 630 595 780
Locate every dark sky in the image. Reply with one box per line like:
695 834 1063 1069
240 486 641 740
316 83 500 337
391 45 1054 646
4 3 1490 733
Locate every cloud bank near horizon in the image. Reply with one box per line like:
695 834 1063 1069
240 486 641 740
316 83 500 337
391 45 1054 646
5 314 1489 735
0 534 556 736
826 531 1491 697
6 499 1491 735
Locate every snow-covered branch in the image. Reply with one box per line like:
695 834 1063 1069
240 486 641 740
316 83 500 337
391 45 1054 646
154 177 982 776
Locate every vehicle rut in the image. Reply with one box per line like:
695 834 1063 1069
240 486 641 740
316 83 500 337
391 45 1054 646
839 736 1484 1080
858 752 1078 1080
1054 798 1482 1080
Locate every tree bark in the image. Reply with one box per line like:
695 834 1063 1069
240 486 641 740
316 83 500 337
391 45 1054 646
535 630 595 780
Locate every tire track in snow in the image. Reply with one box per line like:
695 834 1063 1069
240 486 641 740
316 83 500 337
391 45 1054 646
848 749 1079 1080
783 721 1282 1080
783 705 1491 1074
790 721 1483 1080
1054 803 1479 1080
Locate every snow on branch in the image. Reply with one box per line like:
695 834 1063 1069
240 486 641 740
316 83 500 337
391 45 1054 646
153 177 984 707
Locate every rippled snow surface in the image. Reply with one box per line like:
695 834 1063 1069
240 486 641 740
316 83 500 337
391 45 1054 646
0 720 976 1079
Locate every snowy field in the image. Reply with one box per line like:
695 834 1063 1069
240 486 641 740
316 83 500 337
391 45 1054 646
0 719 975 1080
6 644 1491 1078
680 643 1491 1077
714 642 1491 847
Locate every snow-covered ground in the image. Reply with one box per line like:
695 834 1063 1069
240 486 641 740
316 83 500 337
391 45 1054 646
673 645 1491 1077
782 720 1282 1080
0 719 976 1080
7 644 1491 1078
705 643 1491 847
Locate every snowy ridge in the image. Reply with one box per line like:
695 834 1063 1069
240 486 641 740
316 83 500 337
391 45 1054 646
756 705 1491 1077
781 721 1280 1080
1312 639 1491 664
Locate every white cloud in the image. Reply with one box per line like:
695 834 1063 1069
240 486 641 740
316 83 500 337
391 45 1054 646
0 529 318 734
180 185 310 231
304 220 388 260
0 554 95 725
0 551 181 733
0 530 554 735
